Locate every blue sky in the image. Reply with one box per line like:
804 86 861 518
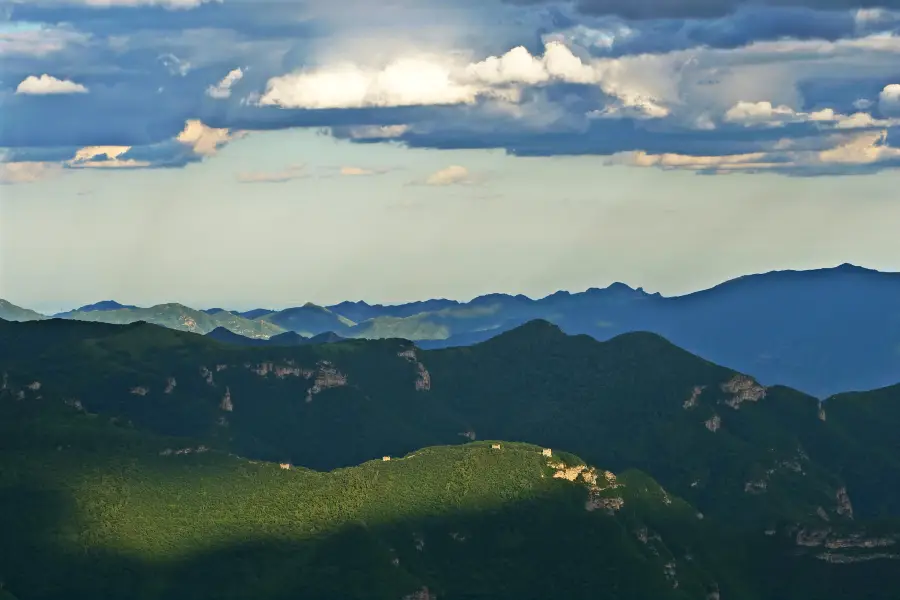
1 0 900 312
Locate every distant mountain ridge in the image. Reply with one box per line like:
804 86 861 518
53 300 137 317
3 262 898 396
205 326 344 346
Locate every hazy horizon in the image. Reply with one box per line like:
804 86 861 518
7 260 894 316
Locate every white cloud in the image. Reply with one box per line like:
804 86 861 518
260 57 481 109
722 101 900 130
207 68 244 99
67 146 150 168
0 161 63 184
614 130 900 174
340 166 384 176
464 42 600 86
176 120 238 156
60 0 218 8
424 165 472 186
258 41 670 121
237 164 306 184
880 84 900 115
15 74 88 95
346 125 410 139
854 8 893 28
0 27 89 57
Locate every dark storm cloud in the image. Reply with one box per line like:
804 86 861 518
507 0 900 20
6 2 326 39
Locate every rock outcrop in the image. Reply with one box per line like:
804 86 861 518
220 387 233 412
305 361 348 402
744 479 768 495
683 385 705 409
159 445 209 456
398 348 431 391
548 459 623 514
250 362 312 379
721 374 767 409
835 486 854 519
402 587 435 600
64 398 84 412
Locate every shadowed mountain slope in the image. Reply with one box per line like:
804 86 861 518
2 375 899 600
2 317 898 528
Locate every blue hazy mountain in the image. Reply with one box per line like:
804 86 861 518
53 300 137 318
342 264 900 397
19 263 899 397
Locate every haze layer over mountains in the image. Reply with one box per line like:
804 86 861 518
4 263 898 398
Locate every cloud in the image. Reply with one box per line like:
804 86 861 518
345 125 411 139
0 161 63 184
259 57 481 109
15 74 88 95
258 41 668 121
54 0 219 8
613 129 900 175
340 166 383 176
722 100 900 129
67 145 151 168
175 119 237 156
4 0 900 177
423 165 474 186
0 26 90 57
881 84 900 115
507 0 900 20
236 164 306 183
206 67 244 99
0 119 239 179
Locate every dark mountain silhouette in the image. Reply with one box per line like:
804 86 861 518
205 326 343 346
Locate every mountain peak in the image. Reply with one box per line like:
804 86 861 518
833 262 878 273
488 319 566 344
78 300 135 312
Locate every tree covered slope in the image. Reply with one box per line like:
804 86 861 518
1 317 899 599
2 391 898 600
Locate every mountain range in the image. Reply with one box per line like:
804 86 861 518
2 263 898 397
1 316 898 599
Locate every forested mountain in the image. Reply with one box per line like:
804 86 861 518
1 317 898 599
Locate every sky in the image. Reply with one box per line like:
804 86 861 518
1 0 900 313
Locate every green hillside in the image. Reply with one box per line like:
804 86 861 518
61 304 285 338
2 391 898 600
1 318 899 598
4 318 897 522
0 393 719 600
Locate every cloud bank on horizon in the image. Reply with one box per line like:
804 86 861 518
2 0 900 181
